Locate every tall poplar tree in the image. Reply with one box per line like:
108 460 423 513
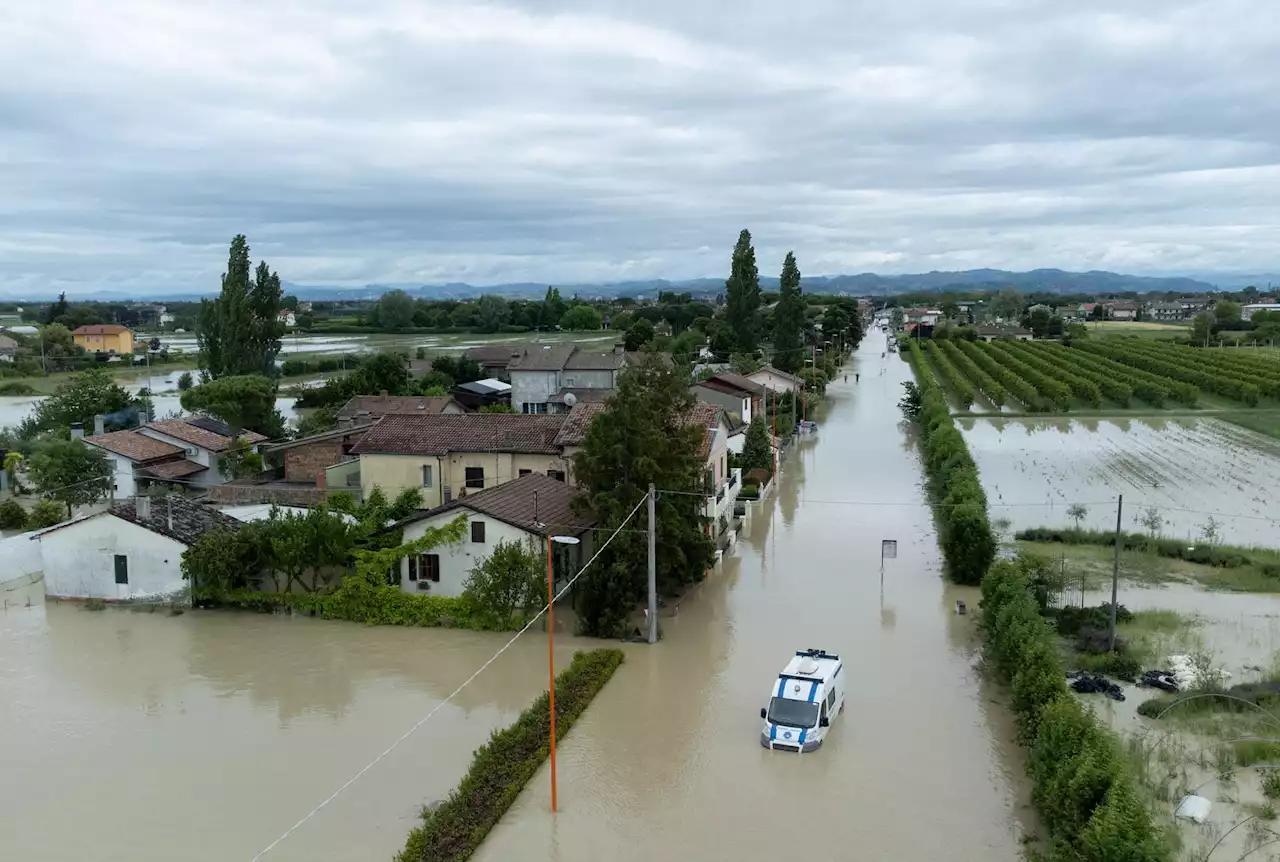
197 235 285 378
724 229 761 354
771 251 804 373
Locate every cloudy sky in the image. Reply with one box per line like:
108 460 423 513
3 0 1278 295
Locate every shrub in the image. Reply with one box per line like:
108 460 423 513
981 557 1170 859
0 499 28 530
0 382 36 396
397 648 625 862
28 499 65 529
903 341 995 585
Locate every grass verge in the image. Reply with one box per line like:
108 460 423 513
396 648 625 862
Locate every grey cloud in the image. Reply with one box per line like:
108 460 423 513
2 0 1279 295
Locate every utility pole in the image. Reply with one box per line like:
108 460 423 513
1108 494 1123 651
646 484 657 644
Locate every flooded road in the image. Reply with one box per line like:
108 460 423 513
0 339 1029 861
474 340 1031 861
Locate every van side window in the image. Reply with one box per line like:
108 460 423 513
826 691 836 710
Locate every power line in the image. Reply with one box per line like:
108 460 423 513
247 492 648 862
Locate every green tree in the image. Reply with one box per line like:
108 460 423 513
28 499 65 529
45 292 69 325
1024 307 1053 338
378 289 417 331
624 318 655 351
263 506 358 593
176 371 194 391
462 537 544 627
182 524 269 595
218 440 264 479
28 438 112 518
725 229 761 353
571 356 715 636
0 499 28 530
740 415 772 473
1214 300 1241 324
429 355 483 386
541 287 566 329
772 252 804 373
822 303 853 348
476 295 510 333
197 235 285 378
179 374 285 437
19 368 134 438
890 307 904 329
1066 503 1088 531
561 305 603 331
1191 312 1213 344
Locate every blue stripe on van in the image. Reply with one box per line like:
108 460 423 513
807 681 819 702
798 726 807 744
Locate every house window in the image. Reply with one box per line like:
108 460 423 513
548 470 566 482
408 554 441 582
471 521 486 543
465 467 485 489
421 465 433 488
114 554 129 585
518 469 532 477
523 402 548 415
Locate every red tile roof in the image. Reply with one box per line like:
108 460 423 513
337 395 464 420
407 472 595 537
143 419 267 453
72 324 132 335
141 459 208 479
84 429 183 463
349 413 567 456
553 402 608 447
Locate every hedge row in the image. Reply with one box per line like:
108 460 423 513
1057 343 1183 407
1017 526 1280 575
1023 342 1133 407
984 341 1073 410
982 559 1171 860
905 341 996 585
958 340 1046 411
279 353 364 377
397 648 626 862
924 340 975 408
195 573 518 632
1004 341 1104 407
939 339 1007 407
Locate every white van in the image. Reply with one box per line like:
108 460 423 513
759 649 845 753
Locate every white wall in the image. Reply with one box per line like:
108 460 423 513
748 369 799 394
510 370 561 413
400 512 538 598
0 533 43 587
106 451 137 498
40 516 188 601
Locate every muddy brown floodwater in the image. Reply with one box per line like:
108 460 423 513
0 338 1031 861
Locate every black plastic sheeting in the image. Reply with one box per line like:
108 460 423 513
1137 669 1180 693
1067 671 1126 701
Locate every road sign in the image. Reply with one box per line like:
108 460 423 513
881 539 897 560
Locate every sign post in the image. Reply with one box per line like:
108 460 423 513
880 539 897 589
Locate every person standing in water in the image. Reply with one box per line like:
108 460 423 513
856 372 860 382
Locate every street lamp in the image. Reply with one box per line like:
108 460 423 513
546 533 580 814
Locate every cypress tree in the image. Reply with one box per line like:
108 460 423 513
724 229 761 354
772 251 804 373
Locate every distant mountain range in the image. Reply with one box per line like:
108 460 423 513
9 268 1277 302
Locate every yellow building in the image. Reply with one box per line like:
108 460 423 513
72 324 135 355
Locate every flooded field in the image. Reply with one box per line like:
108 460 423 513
960 416 1280 547
0 341 1030 861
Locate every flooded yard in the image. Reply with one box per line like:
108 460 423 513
960 416 1280 547
0 340 1033 861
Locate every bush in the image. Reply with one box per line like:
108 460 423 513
982 558 1170 859
903 341 995 584
397 648 625 862
0 382 36 396
28 499 65 529
1016 526 1279 571
0 499 28 530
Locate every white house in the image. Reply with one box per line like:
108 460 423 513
395 473 596 598
1242 303 1280 321
36 496 242 602
691 372 765 426
137 417 268 486
277 310 297 327
508 344 634 414
747 365 803 395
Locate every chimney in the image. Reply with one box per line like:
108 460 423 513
94 414 105 436
137 496 151 520
70 423 84 439
614 342 625 355
166 497 174 532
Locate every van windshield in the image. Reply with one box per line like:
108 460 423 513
767 697 819 728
